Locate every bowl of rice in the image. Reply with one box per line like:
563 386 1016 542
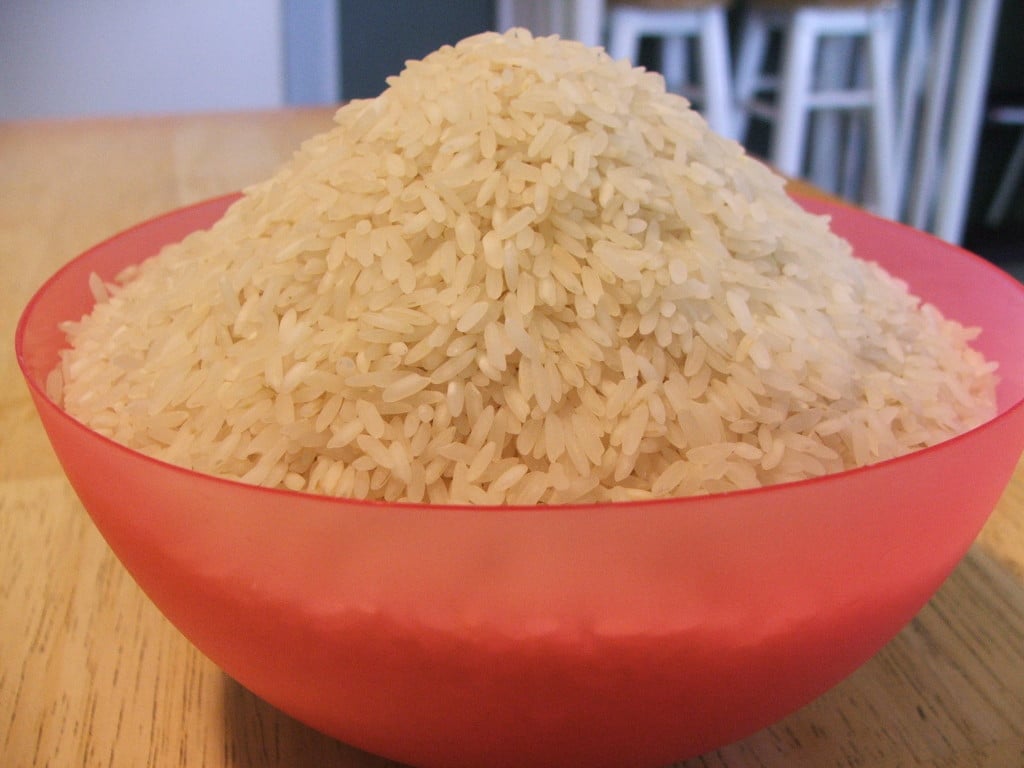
16 29 1024 768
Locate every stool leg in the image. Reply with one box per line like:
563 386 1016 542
699 8 735 140
841 39 867 203
733 12 770 146
607 10 641 64
895 0 932 214
496 0 515 31
662 35 688 94
906 0 960 230
933 0 1002 244
985 131 1024 228
866 7 898 219
772 12 817 178
810 36 856 194
572 0 605 46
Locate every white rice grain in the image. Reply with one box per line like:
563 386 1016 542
57 29 997 505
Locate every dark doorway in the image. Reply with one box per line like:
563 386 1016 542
339 0 495 99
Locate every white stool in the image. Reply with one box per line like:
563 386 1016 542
606 0 736 139
733 0 899 218
985 105 1024 229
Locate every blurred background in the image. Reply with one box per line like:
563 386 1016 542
0 0 1020 270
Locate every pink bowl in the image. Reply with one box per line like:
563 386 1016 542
16 193 1024 768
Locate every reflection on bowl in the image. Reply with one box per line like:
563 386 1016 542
16 193 1024 768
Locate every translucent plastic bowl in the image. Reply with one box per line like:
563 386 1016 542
16 193 1024 768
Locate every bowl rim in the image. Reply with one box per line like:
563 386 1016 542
15 192 1024 514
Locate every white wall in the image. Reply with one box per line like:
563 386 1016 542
0 0 287 120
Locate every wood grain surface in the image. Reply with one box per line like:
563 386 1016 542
2 109 1023 767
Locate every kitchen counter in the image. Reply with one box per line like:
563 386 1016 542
2 108 1023 767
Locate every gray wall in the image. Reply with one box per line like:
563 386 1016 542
0 0 286 120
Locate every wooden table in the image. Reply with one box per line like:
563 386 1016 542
2 108 1023 767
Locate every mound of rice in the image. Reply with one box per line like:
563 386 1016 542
56 29 996 504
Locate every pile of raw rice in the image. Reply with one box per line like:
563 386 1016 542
56 29 996 504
